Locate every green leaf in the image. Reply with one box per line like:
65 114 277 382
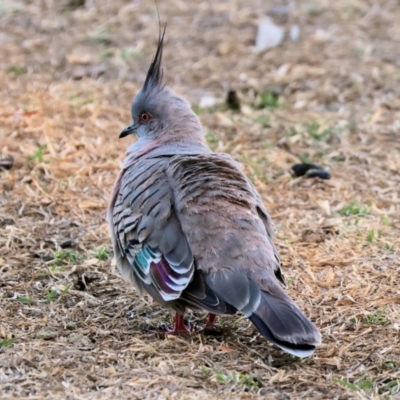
367 229 375 243
0 338 14 348
60 284 72 297
47 289 59 303
17 296 32 304
258 91 279 109
92 246 109 261
381 215 390 226
54 250 81 263
340 202 367 216
205 131 218 146
7 66 27 77
28 144 47 163
333 378 358 391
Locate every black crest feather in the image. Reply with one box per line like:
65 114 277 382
143 24 167 91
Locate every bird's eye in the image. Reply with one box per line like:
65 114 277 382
139 112 151 123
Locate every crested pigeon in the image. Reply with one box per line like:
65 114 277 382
108 27 321 357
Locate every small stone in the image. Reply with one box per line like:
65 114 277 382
199 95 217 109
302 229 325 243
60 240 73 249
290 24 300 42
291 163 331 180
66 0 85 9
36 328 58 340
255 17 285 52
0 157 14 171
0 218 14 226
226 90 241 111
67 333 92 346
322 225 340 235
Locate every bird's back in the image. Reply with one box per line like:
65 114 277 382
167 153 282 280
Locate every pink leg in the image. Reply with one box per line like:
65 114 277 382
166 313 190 335
198 313 228 336
207 313 218 326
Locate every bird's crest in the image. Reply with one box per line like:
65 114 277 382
143 24 167 92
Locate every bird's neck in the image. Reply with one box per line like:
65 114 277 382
122 136 211 170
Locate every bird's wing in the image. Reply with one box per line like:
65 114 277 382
249 180 286 286
109 156 194 302
108 155 235 314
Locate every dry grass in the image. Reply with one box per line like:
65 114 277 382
1 0 400 398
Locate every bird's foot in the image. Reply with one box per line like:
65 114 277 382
170 313 191 335
194 314 230 336
152 314 191 337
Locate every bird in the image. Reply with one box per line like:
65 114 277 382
107 26 321 358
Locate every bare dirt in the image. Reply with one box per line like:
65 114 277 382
1 0 400 399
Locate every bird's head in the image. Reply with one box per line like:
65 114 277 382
120 26 203 145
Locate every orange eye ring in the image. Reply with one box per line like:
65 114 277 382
139 112 151 123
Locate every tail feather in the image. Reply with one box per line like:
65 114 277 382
250 291 321 358
205 271 321 357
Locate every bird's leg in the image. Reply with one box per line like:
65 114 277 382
206 313 218 327
193 313 225 336
165 313 191 335
146 313 191 337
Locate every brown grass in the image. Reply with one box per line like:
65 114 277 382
1 0 400 398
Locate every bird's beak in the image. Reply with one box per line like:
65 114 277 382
119 122 138 138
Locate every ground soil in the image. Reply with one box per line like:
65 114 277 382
1 0 400 399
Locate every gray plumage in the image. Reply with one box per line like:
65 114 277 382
108 27 321 357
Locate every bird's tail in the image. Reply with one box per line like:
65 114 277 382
248 290 321 358
205 271 321 357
